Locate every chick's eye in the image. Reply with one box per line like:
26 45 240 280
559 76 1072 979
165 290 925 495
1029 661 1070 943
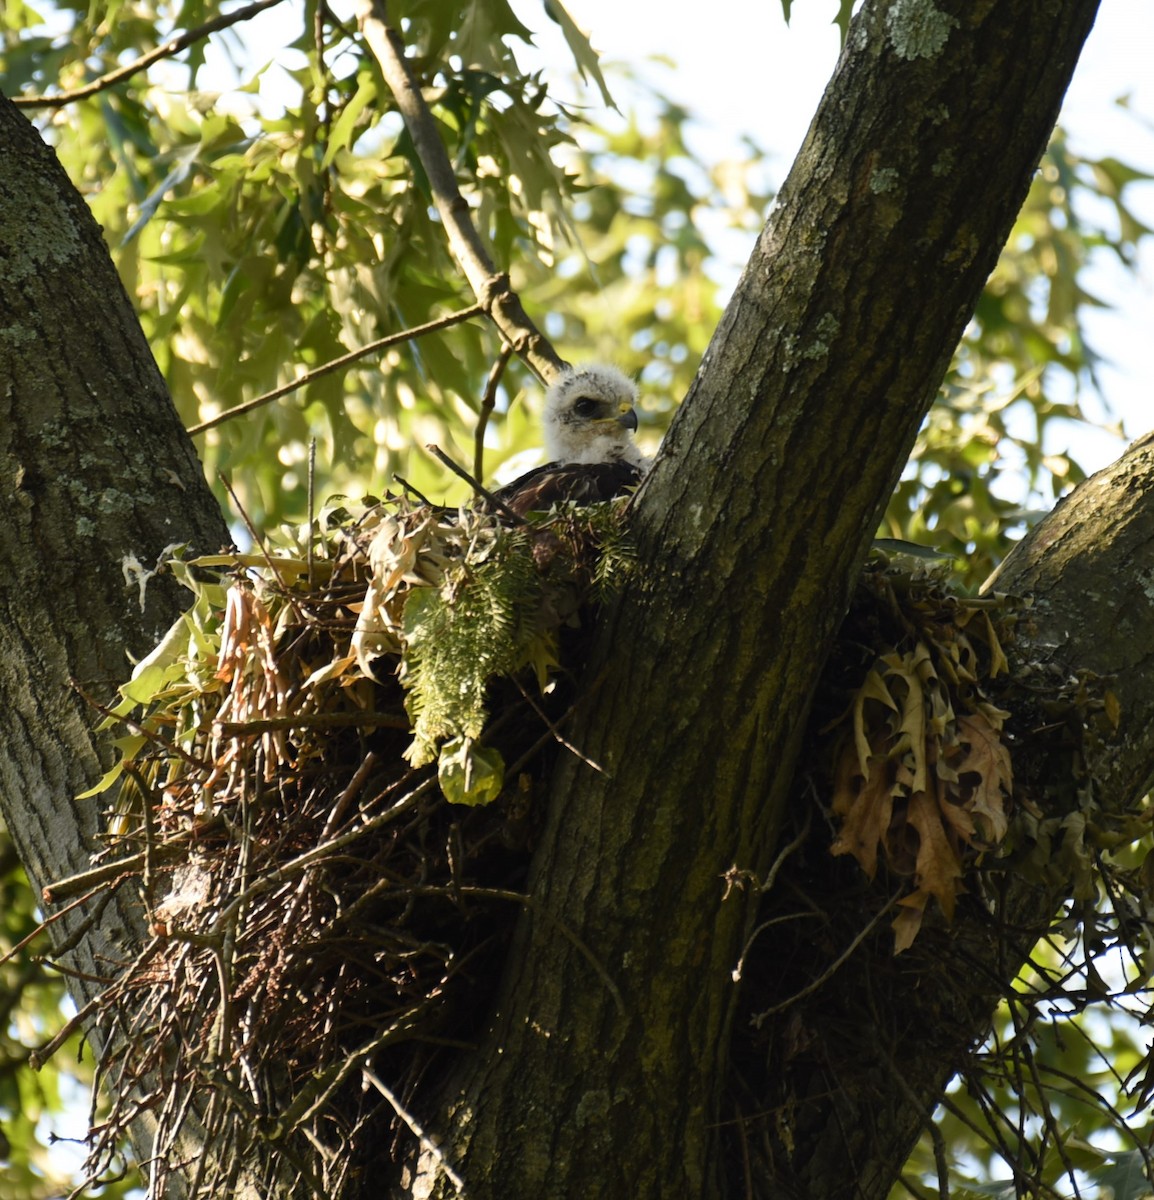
572 397 598 418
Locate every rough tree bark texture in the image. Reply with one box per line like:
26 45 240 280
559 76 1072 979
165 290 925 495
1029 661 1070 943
755 433 1154 1200
0 95 230 1175
419 1 1103 1197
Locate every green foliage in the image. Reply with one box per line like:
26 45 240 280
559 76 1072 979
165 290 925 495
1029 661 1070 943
400 517 545 768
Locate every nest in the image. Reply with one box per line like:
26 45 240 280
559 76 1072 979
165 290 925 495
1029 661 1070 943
55 500 1092 1199
65 495 630 1199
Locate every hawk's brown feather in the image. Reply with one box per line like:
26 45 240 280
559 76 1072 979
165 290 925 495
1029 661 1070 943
490 460 643 518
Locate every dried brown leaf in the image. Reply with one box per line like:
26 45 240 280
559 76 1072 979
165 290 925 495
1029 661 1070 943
953 712 1012 843
831 753 895 880
892 890 929 954
907 789 964 921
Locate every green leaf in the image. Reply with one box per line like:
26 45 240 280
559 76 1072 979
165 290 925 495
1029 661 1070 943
835 0 854 41
438 737 505 806
322 72 378 168
543 0 615 109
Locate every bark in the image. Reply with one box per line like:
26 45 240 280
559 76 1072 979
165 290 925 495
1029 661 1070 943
0 95 231 1176
747 432 1154 1200
0 1 1132 1199
413 1 1103 1197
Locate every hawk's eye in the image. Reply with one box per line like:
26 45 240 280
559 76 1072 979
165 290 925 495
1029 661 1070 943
572 397 598 418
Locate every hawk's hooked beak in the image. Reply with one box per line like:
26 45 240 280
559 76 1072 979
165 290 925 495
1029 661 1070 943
616 406 639 432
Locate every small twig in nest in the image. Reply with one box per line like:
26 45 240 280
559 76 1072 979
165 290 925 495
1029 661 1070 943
425 443 526 525
0 884 111 968
212 712 410 737
70 679 207 772
219 475 306 626
749 891 900 1025
392 474 438 508
474 342 514 484
363 1066 466 1191
513 679 605 773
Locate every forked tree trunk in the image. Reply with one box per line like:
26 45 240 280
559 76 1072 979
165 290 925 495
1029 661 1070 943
2 1 1144 1198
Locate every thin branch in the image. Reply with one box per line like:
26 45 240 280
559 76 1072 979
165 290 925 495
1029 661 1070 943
749 893 899 1025
363 1066 466 1193
13 0 288 109
424 444 526 525
354 0 564 382
0 885 109 968
70 678 206 772
212 711 409 736
218 474 306 625
187 304 484 435
513 677 606 773
474 342 514 483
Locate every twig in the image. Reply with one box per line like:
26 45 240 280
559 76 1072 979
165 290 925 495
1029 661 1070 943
879 1048 950 1200
307 437 318 590
212 711 410 736
750 892 899 1025
0 885 110 968
187 304 484 436
355 0 564 382
392 475 438 508
14 0 289 109
70 678 205 771
406 884 626 1018
219 474 306 626
513 678 606 773
44 823 217 903
363 1066 466 1192
206 778 438 932
425 444 526 525
320 751 380 839
30 936 163 1068
474 343 514 483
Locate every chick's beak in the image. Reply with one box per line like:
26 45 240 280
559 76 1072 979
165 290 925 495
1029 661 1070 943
616 406 639 432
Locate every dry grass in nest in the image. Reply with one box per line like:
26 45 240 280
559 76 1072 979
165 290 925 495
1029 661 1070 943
54 496 620 1199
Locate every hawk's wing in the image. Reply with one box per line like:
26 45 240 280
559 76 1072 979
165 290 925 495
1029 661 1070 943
490 460 642 518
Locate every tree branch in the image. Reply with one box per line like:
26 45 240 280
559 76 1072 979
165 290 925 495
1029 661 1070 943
186 302 484 436
354 0 565 383
12 0 289 109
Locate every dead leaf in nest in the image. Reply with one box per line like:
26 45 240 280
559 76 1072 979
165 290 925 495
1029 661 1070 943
880 650 928 792
831 754 895 880
952 712 1012 843
828 577 1020 952
892 890 929 954
852 667 898 774
906 789 964 921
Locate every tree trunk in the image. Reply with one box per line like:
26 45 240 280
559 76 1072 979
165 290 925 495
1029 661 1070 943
0 95 231 1181
411 1 1103 1197
2 1 1140 1198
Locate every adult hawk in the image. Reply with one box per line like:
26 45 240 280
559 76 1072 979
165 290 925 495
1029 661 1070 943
492 364 649 518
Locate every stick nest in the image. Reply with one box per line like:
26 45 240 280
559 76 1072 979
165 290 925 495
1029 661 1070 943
68 494 631 1199
56 509 1112 1199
